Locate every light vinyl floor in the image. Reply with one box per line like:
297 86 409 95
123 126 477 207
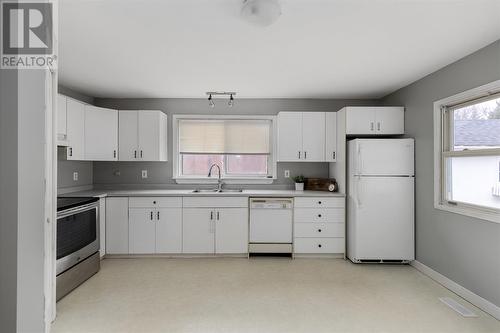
52 258 500 333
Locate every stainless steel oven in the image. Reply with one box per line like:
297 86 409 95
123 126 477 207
56 197 100 300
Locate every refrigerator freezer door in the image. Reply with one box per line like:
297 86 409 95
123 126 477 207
350 176 414 261
351 139 414 176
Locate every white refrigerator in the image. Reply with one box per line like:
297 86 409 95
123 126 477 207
347 139 415 263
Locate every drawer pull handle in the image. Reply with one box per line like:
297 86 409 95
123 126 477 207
318 214 322 218
318 244 322 248
318 229 322 232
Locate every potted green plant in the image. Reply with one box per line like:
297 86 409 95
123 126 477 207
291 175 305 191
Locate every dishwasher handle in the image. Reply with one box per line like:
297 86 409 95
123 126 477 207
250 198 293 209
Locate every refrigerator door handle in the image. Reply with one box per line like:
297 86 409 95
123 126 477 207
356 176 362 207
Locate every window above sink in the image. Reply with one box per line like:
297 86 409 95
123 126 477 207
172 115 277 184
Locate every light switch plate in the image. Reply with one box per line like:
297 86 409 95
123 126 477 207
284 170 290 178
141 170 148 179
73 172 78 181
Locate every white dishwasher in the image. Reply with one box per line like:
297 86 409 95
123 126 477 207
249 198 293 254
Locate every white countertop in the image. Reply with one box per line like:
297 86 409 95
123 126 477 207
60 189 345 198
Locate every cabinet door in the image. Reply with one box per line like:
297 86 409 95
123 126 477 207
277 112 302 161
302 112 325 161
215 208 248 254
325 112 337 162
138 111 163 161
66 98 85 160
99 198 106 258
84 105 118 161
105 197 129 254
345 107 376 135
118 111 138 161
156 208 182 253
375 107 404 135
129 208 156 254
182 208 215 253
57 94 67 144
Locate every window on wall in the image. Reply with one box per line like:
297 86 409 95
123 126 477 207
174 117 275 182
435 82 500 223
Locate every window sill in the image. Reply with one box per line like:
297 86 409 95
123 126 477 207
174 177 275 185
434 202 500 224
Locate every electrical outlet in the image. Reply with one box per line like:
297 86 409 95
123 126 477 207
284 170 290 178
73 172 78 181
141 170 148 179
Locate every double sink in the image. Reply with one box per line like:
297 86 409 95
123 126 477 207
191 188 243 193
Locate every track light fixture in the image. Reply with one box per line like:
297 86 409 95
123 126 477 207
206 92 237 108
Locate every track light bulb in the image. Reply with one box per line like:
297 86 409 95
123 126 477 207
208 94 215 108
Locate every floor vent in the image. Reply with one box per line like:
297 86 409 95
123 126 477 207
439 297 478 317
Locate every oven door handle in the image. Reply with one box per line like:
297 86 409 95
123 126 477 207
57 202 99 219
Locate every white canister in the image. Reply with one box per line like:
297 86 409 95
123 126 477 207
295 183 304 191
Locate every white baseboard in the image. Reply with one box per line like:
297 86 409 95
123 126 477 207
411 260 500 320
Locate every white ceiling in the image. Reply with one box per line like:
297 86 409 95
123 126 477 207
59 0 500 99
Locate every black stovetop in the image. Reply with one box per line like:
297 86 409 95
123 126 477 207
57 197 99 212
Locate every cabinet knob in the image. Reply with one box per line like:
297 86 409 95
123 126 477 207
318 229 322 232
318 214 322 218
318 244 322 248
153 201 157 204
318 201 322 204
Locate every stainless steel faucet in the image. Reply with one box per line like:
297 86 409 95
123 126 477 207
208 164 223 191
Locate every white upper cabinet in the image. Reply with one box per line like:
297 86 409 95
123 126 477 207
277 112 302 161
374 107 405 135
118 110 167 162
66 98 85 160
277 112 325 162
345 107 404 135
302 112 325 161
57 94 68 145
84 105 118 161
325 112 337 162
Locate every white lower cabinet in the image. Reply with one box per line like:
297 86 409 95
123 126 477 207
156 208 182 253
129 208 157 254
106 197 129 254
183 208 215 254
183 207 248 254
99 198 106 258
215 208 248 254
183 197 248 254
128 198 182 254
293 197 345 255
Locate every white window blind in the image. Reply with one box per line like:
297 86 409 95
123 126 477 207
179 119 270 154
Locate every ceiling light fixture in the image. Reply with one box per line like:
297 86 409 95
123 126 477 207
206 92 237 108
241 0 281 27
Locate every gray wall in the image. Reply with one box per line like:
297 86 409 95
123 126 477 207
0 68 19 333
57 86 94 191
382 40 500 307
0 69 47 332
93 98 378 189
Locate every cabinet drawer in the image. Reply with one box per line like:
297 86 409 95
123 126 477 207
294 237 344 254
294 223 344 238
294 208 344 223
129 197 182 208
183 196 248 208
294 197 344 208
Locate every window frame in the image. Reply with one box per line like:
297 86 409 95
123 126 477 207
172 114 277 184
433 80 500 224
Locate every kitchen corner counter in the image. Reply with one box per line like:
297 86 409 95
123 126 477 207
60 189 346 198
